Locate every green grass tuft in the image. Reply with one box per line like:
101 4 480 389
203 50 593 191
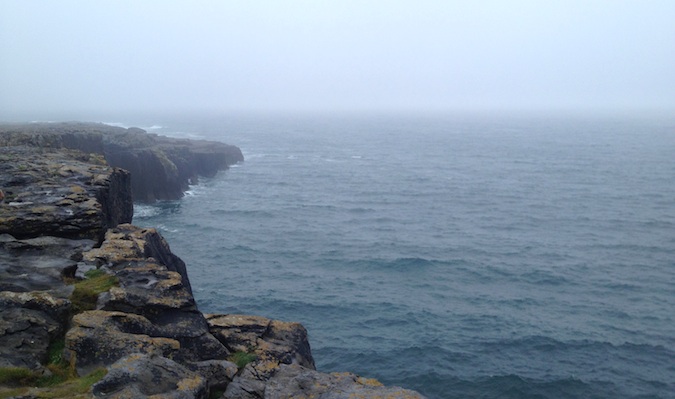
47 339 65 366
0 367 36 386
69 269 118 313
0 368 107 399
228 351 257 369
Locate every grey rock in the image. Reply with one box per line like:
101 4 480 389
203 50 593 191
65 310 181 376
263 364 427 399
0 146 132 242
0 291 71 369
92 353 207 399
0 234 95 295
207 314 315 369
83 224 193 295
186 359 239 391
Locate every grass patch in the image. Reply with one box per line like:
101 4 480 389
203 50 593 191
0 388 29 399
47 339 66 366
0 369 106 399
228 351 257 369
69 269 118 313
34 338 74 387
0 367 36 386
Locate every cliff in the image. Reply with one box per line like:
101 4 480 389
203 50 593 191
0 126 425 398
0 122 244 202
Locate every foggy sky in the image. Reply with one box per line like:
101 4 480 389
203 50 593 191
1 1 674 119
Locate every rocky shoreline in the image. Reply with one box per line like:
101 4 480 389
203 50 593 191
0 124 425 398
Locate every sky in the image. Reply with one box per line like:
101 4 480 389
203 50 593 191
1 0 674 119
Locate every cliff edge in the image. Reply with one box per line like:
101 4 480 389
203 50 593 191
0 126 425 398
0 122 244 202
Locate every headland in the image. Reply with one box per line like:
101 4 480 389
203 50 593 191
0 123 424 398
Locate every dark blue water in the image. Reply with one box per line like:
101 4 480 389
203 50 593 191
131 113 675 399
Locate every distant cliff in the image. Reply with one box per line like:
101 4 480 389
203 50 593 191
0 122 244 202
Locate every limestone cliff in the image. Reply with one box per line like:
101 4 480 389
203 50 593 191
0 122 244 202
0 127 425 399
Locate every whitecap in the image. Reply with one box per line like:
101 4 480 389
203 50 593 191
133 204 161 218
101 121 129 128
156 224 178 233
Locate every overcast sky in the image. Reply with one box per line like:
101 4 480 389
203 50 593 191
1 1 674 119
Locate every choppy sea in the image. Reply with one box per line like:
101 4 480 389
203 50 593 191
129 112 675 399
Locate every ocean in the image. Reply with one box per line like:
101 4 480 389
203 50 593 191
130 112 675 399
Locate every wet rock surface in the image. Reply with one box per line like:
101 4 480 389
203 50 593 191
0 146 132 241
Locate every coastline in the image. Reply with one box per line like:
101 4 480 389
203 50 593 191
0 123 425 398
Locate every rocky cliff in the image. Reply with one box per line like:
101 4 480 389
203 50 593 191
0 126 425 398
0 122 244 202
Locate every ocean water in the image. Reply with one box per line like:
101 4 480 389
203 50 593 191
132 113 675 399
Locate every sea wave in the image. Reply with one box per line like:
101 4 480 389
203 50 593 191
135 114 675 399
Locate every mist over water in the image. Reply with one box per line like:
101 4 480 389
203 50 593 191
134 113 675 398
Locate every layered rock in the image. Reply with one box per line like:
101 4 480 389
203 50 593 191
0 146 132 242
0 126 425 399
0 122 244 202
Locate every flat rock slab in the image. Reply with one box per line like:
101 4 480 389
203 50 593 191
0 146 132 241
0 234 95 295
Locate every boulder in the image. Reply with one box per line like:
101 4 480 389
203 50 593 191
207 314 316 399
92 353 207 399
65 310 181 376
207 314 315 369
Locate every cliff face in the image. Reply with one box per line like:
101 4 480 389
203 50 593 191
0 146 132 242
0 122 244 203
0 126 424 399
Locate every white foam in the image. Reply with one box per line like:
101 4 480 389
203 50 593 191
102 121 129 128
133 204 161 218
157 224 179 233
